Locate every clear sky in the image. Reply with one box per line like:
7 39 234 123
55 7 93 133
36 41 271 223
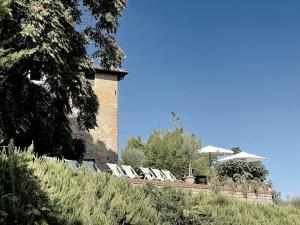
116 1 300 197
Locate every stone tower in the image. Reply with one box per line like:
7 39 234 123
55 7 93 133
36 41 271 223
77 67 128 169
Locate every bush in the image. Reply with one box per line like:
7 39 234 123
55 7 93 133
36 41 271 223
143 184 300 225
215 160 268 182
31 156 159 225
0 148 70 225
189 193 300 225
0 149 159 225
2 149 300 225
143 184 214 225
286 196 300 208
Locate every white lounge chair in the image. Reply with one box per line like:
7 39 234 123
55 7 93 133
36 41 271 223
64 159 79 169
43 156 56 161
106 163 126 177
161 170 177 182
121 165 142 179
140 167 157 180
82 161 102 174
151 168 167 181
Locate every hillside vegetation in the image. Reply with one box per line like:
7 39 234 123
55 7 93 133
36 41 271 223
1 150 300 225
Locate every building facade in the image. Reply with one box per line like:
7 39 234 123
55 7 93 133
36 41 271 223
72 68 127 170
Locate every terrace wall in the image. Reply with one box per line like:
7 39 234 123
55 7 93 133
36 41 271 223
129 179 273 204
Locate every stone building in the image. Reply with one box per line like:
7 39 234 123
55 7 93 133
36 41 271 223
72 67 127 170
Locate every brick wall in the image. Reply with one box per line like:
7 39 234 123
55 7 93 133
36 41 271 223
128 179 273 204
71 69 126 170
89 73 119 155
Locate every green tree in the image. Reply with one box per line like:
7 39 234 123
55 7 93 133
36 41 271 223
191 156 211 177
144 128 188 179
123 136 144 150
123 114 206 179
122 148 145 170
121 137 144 169
0 0 127 158
181 134 202 176
142 114 203 179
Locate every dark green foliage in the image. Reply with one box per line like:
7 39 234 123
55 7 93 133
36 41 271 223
0 0 126 158
271 190 282 205
122 128 204 180
143 183 300 225
83 0 127 69
143 128 192 179
143 184 214 225
0 0 10 19
215 147 269 182
215 160 269 182
0 147 75 225
0 149 158 224
1 149 300 225
202 194 300 225
32 153 159 225
71 138 86 162
191 156 211 177
144 185 186 225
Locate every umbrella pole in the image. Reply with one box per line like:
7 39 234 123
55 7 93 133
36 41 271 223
209 153 212 167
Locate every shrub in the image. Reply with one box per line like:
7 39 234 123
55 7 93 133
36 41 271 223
31 156 159 225
0 149 159 225
286 196 300 208
215 160 268 182
187 192 300 225
143 184 214 225
2 149 300 225
143 184 300 225
0 148 70 225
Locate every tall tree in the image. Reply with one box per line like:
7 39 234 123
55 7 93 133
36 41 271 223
0 0 127 158
143 128 203 179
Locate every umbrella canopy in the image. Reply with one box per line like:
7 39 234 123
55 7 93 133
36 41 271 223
196 145 234 167
218 151 267 162
196 145 234 156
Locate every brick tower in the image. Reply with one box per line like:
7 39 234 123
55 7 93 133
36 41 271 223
73 67 127 170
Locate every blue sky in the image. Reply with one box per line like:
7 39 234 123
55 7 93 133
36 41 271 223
116 1 300 197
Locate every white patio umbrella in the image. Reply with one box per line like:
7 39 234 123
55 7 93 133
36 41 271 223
218 151 267 162
196 145 234 166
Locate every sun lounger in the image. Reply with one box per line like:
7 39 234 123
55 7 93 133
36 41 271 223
106 163 126 177
43 156 56 161
82 160 102 174
151 168 167 181
121 165 142 179
140 167 157 180
64 159 79 169
161 170 177 182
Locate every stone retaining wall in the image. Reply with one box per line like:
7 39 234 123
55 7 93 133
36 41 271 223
129 179 273 204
